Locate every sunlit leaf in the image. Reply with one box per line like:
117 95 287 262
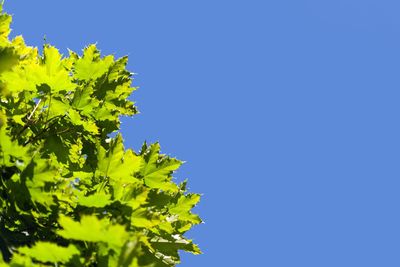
0 5 200 267
18 242 79 264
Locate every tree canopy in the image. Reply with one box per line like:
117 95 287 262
0 5 201 266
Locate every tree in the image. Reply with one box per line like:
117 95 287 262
0 5 201 266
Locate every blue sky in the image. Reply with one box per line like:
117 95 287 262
5 1 400 266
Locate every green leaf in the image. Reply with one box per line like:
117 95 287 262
47 98 69 119
97 134 124 177
0 45 74 93
168 194 201 224
67 108 99 134
0 47 19 73
0 127 30 164
0 5 12 44
72 85 100 116
74 44 114 81
131 208 160 228
39 45 75 92
57 215 128 250
151 235 201 255
0 6 201 266
77 192 112 208
25 158 59 186
142 143 181 192
97 135 142 183
18 242 79 263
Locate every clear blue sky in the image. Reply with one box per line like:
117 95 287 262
5 1 400 266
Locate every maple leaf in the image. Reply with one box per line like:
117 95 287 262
0 5 201 266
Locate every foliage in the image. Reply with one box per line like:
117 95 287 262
0 5 201 266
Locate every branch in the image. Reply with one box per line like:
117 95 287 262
23 115 66 146
16 99 42 137
27 99 41 121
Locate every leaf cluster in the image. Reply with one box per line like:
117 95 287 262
0 5 201 266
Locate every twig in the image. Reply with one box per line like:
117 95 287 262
16 99 42 137
27 99 41 121
23 115 66 146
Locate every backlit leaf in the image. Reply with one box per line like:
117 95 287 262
18 242 79 264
